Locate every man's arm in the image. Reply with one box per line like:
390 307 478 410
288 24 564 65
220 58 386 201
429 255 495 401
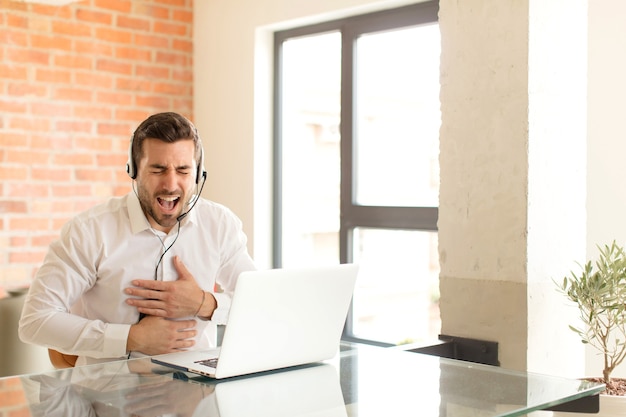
18 220 189 359
124 256 218 319
19 224 132 359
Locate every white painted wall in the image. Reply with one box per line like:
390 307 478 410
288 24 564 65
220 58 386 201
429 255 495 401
586 0 626 378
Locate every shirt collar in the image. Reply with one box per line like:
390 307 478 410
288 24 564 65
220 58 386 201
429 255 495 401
127 191 198 235
128 192 150 234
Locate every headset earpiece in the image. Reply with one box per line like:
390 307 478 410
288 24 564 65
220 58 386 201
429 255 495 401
195 146 206 184
126 134 137 180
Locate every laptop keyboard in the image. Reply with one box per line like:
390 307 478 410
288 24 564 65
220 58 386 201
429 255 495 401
195 358 219 368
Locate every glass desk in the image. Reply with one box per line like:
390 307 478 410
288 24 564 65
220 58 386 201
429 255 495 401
0 343 604 417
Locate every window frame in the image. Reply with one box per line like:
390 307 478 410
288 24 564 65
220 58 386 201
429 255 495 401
273 1 440 346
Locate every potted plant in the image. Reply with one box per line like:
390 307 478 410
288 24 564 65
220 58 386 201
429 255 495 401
557 240 626 399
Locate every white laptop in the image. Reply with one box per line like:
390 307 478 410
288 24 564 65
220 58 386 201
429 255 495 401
151 263 358 379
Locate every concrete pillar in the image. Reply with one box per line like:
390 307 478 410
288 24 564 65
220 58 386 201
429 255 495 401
438 0 587 376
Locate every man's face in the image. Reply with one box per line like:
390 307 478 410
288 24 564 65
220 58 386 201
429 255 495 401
135 138 197 233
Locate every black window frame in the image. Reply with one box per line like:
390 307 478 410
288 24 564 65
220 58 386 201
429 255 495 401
273 1 440 346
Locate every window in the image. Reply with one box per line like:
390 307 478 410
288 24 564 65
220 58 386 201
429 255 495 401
274 2 440 346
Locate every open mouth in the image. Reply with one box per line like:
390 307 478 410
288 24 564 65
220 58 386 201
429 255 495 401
157 195 180 212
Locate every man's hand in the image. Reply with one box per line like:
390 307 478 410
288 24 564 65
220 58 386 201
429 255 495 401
126 315 197 356
124 256 216 319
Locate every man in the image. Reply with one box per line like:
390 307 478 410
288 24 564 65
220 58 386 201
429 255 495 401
19 112 256 365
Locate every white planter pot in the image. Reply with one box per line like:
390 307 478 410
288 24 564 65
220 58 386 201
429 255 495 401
551 394 626 417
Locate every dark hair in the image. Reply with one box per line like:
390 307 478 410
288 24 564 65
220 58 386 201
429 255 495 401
130 112 202 175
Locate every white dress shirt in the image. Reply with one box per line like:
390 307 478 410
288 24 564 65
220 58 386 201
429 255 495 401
19 192 256 365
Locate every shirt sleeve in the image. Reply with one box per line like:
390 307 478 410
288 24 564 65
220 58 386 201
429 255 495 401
209 208 256 325
18 219 130 359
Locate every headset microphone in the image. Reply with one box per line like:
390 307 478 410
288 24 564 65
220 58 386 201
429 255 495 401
177 171 207 222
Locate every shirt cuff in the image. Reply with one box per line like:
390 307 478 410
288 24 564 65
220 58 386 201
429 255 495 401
104 323 132 357
209 292 231 325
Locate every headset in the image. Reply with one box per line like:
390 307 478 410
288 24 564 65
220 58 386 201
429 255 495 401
125 134 207 185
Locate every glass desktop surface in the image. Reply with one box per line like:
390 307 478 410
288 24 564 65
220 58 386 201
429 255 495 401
337 344 604 417
0 343 604 417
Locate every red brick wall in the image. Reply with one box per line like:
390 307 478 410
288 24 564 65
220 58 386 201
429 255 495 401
0 0 194 291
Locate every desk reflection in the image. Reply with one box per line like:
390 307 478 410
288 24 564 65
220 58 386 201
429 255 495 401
20 359 346 417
